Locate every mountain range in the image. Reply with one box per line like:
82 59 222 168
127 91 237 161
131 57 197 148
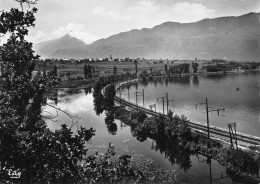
34 12 260 61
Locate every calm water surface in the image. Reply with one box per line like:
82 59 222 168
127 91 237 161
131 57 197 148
121 72 260 137
43 86 236 183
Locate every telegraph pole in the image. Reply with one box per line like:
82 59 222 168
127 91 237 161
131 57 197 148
198 154 228 183
165 93 174 114
195 98 225 147
157 96 166 115
206 98 210 141
228 122 238 150
134 89 145 107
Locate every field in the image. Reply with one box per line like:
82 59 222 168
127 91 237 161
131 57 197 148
35 60 204 78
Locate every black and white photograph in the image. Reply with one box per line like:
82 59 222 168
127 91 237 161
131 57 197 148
0 0 260 183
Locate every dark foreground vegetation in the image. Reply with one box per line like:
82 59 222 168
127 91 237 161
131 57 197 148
0 1 150 183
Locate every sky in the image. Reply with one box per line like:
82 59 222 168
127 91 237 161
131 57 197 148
1 0 260 44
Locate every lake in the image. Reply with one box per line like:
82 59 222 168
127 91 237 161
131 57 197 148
42 71 260 183
120 71 260 137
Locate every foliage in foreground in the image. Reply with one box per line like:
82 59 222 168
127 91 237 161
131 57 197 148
0 1 143 183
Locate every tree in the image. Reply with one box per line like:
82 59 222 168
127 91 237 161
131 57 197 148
53 64 57 76
43 69 46 78
47 69 56 77
84 63 88 79
165 64 168 72
0 3 97 182
66 72 71 81
134 60 138 77
0 1 148 183
139 70 149 80
192 62 199 73
113 66 117 75
0 1 44 181
92 66 95 77
150 67 153 73
169 64 190 76
87 64 92 78
104 84 116 109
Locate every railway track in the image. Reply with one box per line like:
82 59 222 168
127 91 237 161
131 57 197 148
112 80 260 146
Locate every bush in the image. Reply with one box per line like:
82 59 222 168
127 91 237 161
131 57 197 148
131 110 147 123
77 75 84 80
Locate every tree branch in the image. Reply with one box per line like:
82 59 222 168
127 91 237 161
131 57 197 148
14 0 39 11
46 103 80 120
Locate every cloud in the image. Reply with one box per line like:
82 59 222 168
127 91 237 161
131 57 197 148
93 6 105 14
257 0 260 12
169 2 216 22
0 33 10 45
27 30 46 43
43 93 94 117
173 2 215 14
107 10 131 20
56 94 93 114
122 1 216 29
128 0 159 12
93 6 130 20
52 23 100 44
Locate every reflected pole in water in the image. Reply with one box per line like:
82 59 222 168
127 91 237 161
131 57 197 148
207 156 212 184
198 155 229 183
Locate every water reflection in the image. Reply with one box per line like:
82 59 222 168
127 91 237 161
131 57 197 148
47 86 259 184
192 75 199 86
134 83 138 90
93 89 105 116
104 110 118 135
92 83 118 135
205 74 227 81
127 119 193 171
139 76 193 87
165 78 169 87
167 76 191 85
140 79 149 87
